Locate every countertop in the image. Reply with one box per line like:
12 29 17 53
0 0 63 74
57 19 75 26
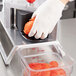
0 18 76 76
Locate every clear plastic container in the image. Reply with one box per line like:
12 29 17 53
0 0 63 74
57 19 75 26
18 42 74 76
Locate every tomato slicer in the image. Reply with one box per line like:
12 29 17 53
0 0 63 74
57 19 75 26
0 0 59 65
0 0 73 71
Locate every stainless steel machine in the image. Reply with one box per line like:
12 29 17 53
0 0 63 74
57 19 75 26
0 0 61 65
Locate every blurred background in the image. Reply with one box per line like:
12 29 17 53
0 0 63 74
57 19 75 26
61 0 76 19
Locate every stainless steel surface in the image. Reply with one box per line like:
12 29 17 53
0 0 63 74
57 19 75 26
0 51 23 76
0 0 2 2
0 23 13 56
57 18 76 76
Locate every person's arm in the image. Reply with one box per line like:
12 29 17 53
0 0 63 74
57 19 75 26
28 0 69 39
61 0 69 4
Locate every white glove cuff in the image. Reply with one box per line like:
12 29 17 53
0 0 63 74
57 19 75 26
48 0 65 13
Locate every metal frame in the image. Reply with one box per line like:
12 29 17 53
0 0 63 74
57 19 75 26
0 1 64 65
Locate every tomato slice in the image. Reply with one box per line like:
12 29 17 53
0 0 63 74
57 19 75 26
49 61 58 68
29 63 50 76
24 17 35 35
24 61 66 76
50 69 66 76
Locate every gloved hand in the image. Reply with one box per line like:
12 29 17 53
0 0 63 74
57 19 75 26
28 0 65 39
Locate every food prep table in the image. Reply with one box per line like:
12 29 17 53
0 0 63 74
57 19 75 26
0 17 76 76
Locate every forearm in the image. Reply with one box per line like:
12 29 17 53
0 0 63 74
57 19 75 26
60 0 69 5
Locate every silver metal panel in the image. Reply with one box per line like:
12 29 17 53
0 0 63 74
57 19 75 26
0 22 13 56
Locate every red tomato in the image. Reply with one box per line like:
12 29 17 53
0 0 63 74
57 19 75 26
50 69 66 76
24 17 35 35
49 61 58 68
29 63 50 76
26 0 35 3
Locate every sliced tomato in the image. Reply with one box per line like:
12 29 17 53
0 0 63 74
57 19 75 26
24 17 35 35
29 63 50 76
49 61 58 68
50 69 66 76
